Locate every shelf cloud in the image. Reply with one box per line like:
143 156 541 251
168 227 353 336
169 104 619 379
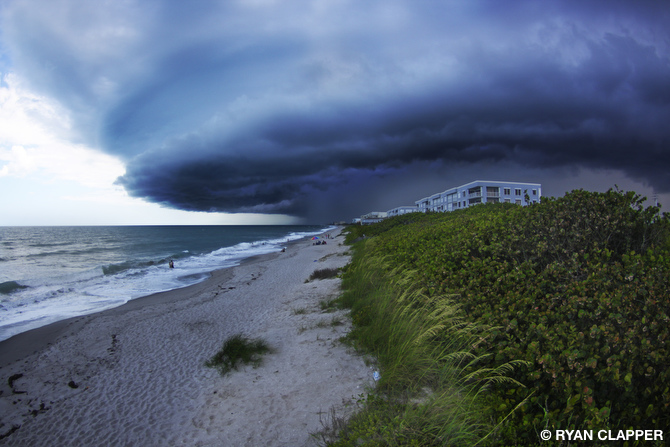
3 0 669 220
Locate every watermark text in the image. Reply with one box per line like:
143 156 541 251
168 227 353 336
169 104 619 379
540 429 664 442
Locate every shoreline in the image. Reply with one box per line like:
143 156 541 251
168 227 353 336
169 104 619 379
0 224 332 345
0 227 372 446
0 231 312 367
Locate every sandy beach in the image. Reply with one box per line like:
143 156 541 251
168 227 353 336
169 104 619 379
0 229 373 446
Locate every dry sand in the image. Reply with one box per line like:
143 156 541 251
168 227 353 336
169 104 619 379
0 229 373 446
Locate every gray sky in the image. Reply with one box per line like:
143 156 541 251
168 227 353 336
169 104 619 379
1 0 669 224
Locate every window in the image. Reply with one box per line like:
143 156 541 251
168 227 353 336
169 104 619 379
504 198 511 203
515 188 522 196
503 188 511 195
515 199 522 205
532 189 537 195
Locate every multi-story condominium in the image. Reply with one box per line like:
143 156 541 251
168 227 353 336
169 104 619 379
360 211 388 225
415 180 541 213
386 205 419 217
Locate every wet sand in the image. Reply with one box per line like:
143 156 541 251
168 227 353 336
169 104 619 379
0 229 372 446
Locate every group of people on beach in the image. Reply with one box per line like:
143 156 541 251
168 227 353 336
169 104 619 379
311 233 334 246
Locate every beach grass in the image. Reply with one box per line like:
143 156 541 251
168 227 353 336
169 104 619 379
319 298 338 312
317 243 525 446
308 267 340 281
205 334 272 376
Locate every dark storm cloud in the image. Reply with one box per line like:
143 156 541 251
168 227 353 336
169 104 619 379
3 0 670 220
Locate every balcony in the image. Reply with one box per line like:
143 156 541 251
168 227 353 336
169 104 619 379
486 187 500 198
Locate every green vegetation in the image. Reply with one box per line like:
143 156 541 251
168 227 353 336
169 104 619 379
309 267 341 281
336 189 669 445
323 248 527 446
320 298 338 312
205 334 272 376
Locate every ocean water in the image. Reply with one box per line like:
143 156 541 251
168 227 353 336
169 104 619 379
0 225 331 342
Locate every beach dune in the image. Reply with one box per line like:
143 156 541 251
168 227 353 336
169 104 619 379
0 230 371 446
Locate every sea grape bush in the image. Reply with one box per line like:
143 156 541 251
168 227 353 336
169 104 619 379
351 189 670 445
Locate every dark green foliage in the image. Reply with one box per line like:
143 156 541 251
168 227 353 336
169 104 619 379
205 334 272 376
352 189 670 445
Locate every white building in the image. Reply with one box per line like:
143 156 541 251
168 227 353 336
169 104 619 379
360 211 388 225
386 205 419 217
416 180 541 213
